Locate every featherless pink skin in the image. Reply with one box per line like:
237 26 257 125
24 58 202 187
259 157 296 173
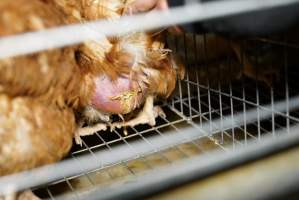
91 75 145 114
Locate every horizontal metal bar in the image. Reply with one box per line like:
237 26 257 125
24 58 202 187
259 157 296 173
1 0 299 59
57 124 299 200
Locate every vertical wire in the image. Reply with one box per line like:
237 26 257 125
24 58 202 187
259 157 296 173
218 44 224 144
271 69 275 137
65 178 80 200
177 35 184 114
284 34 290 134
203 34 213 134
219 72 224 144
184 34 192 119
70 155 95 186
165 33 176 110
228 43 235 149
171 34 176 109
194 34 203 128
255 40 261 140
240 42 248 145
46 187 55 200
266 37 276 137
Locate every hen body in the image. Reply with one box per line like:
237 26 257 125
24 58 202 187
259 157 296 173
50 0 185 139
0 95 74 176
0 0 82 178
0 0 185 177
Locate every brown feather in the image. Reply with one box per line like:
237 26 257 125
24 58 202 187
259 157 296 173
0 0 85 176
0 0 185 177
0 95 75 176
0 0 84 109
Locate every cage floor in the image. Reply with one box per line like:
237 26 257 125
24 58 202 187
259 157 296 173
34 87 299 199
31 33 299 199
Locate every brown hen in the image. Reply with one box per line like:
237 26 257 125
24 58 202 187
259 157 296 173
50 0 185 143
0 1 84 198
0 0 185 177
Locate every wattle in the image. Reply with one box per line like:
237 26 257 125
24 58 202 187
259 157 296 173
91 75 144 114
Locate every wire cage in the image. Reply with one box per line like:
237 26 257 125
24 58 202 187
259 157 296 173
27 33 299 200
1 1 299 200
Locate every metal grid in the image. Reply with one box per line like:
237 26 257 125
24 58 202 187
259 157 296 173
28 31 299 199
0 1 299 199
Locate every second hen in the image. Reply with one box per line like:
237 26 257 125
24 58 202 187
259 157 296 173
0 0 80 176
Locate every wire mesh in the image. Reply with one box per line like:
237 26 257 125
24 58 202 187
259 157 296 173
23 30 299 199
1 1 299 199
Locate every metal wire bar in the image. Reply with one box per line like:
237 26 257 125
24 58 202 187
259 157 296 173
55 123 299 200
185 80 299 123
183 88 296 139
1 95 299 195
0 0 299 59
251 37 299 50
284 39 290 134
176 94 271 147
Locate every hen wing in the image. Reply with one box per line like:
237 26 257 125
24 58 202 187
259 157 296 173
0 95 75 176
0 0 82 108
